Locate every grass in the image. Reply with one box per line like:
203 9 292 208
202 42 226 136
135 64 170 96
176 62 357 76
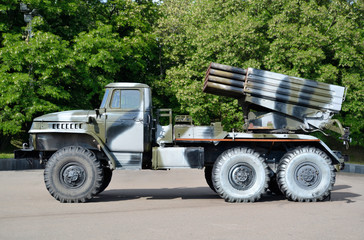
0 153 13 159
346 156 364 165
324 139 364 165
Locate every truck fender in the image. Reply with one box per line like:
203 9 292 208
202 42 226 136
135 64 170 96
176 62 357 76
87 132 117 170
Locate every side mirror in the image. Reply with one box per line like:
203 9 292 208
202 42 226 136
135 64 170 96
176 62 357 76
95 108 106 119
87 116 94 124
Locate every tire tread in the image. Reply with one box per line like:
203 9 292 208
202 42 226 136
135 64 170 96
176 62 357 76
212 147 269 203
44 146 103 203
277 146 335 202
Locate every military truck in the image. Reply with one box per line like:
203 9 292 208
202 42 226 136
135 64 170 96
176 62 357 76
15 63 350 203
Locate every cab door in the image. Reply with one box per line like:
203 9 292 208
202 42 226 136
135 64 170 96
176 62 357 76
105 89 144 153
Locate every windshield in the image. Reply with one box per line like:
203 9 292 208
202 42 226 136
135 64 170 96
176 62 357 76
100 88 110 108
110 89 141 110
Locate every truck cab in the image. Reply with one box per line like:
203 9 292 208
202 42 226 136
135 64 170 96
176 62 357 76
96 83 153 169
16 83 154 171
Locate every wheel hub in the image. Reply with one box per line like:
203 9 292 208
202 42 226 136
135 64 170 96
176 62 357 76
295 163 321 189
229 163 255 190
61 164 86 188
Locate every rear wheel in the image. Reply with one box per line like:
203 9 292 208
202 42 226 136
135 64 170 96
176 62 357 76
277 147 335 202
212 147 269 202
44 146 103 203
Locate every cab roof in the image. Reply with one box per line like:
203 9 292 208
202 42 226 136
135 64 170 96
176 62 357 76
105 82 150 88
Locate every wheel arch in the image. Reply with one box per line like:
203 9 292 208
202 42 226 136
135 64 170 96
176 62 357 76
314 140 343 165
33 132 117 170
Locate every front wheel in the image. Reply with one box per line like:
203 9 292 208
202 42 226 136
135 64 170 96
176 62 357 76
277 147 335 202
44 146 103 203
212 147 269 202
97 167 113 195
204 166 216 193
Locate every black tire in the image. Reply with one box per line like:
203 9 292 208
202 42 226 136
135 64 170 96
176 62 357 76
212 147 269 203
97 167 113 194
204 166 216 193
277 146 335 202
44 146 103 203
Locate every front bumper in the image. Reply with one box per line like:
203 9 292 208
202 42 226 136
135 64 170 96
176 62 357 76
14 148 39 159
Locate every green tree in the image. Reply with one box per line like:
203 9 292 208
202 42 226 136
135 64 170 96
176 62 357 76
157 0 364 145
264 0 363 145
157 0 261 130
0 0 159 149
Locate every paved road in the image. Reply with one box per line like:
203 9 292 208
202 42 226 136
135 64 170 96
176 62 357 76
0 170 363 240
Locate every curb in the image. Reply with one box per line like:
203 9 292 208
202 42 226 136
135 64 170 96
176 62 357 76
0 158 44 171
340 163 364 174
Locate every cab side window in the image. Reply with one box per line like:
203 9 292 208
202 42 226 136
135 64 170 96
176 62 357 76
110 90 141 110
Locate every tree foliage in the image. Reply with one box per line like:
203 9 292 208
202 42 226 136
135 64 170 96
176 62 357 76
0 0 363 148
0 0 159 144
157 0 364 146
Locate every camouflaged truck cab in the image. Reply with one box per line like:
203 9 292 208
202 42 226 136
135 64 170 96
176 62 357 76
17 63 350 203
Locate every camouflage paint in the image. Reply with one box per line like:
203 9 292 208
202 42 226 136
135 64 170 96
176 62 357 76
152 147 204 169
174 122 225 140
99 83 152 169
20 67 348 173
203 63 348 142
26 83 153 170
155 109 173 146
244 68 345 112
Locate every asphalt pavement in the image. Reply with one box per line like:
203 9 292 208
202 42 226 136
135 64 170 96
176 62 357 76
0 169 363 240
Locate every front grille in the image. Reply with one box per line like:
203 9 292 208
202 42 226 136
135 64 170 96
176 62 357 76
52 123 82 130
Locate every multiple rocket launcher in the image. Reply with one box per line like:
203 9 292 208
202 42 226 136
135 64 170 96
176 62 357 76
203 63 349 142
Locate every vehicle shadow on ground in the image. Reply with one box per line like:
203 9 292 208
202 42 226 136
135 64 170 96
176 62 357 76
91 187 220 203
330 185 361 203
91 184 361 203
91 187 287 203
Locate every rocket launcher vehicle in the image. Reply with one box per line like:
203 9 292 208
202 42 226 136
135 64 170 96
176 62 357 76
203 63 350 147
